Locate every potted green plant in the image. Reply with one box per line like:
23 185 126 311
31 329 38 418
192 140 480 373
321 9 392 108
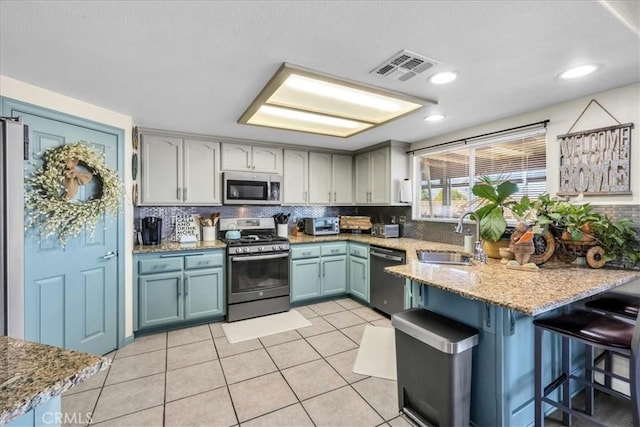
532 195 640 267
472 176 531 258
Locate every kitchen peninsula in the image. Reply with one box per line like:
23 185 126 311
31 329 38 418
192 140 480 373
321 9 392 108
0 337 110 426
385 256 639 426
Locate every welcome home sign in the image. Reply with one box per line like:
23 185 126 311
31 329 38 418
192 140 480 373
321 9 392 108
558 122 633 196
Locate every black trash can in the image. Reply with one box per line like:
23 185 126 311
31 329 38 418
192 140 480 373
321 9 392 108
392 308 479 427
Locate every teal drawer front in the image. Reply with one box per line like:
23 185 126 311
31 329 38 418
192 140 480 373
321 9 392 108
349 243 368 258
185 252 224 269
291 245 321 259
321 242 347 256
139 257 183 274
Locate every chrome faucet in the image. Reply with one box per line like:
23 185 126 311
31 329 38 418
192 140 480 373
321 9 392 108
456 211 487 263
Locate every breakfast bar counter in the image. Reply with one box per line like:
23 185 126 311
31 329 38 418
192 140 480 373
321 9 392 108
0 336 110 426
386 259 639 316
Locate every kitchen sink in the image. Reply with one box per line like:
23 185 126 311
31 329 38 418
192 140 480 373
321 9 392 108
416 250 472 266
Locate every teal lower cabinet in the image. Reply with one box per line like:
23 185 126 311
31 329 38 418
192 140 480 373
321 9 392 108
348 242 369 302
416 282 576 426
403 279 422 309
291 242 347 303
291 258 321 301
184 268 224 320
134 250 225 331
321 255 347 296
139 271 184 329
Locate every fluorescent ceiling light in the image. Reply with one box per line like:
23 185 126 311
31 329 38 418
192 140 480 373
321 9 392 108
560 65 598 79
239 63 434 137
424 114 445 122
429 71 458 85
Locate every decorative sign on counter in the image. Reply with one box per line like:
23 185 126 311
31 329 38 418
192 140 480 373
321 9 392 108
175 214 200 242
557 99 633 196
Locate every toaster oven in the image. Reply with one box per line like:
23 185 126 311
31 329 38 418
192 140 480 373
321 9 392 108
371 223 399 238
303 217 340 236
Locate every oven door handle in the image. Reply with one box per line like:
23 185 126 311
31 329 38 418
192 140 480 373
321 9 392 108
230 253 290 262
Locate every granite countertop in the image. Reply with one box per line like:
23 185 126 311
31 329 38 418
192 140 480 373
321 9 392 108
134 239 226 253
0 337 111 424
386 260 640 316
287 234 467 255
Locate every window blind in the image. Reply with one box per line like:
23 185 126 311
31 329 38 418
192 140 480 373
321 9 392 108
416 130 547 219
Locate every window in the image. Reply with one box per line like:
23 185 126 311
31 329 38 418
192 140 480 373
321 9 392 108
415 128 547 220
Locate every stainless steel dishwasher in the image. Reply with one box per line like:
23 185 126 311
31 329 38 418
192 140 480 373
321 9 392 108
370 245 406 316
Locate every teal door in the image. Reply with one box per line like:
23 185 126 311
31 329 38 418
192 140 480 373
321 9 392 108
4 100 121 355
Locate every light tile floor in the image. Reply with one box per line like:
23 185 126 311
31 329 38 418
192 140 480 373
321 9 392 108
62 298 408 427
62 297 632 427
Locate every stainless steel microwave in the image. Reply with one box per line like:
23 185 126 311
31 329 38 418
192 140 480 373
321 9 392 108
223 172 282 205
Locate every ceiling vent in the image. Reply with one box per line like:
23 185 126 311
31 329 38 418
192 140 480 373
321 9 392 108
371 50 438 82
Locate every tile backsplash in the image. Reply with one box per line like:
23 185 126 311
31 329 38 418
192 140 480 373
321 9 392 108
135 204 640 254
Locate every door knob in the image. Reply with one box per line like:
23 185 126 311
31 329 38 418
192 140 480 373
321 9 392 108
101 251 116 260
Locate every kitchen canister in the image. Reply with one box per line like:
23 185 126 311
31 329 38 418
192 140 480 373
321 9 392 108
202 226 217 242
277 224 288 238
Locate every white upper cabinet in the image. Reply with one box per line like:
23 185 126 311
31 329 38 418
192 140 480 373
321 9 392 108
140 132 220 206
332 154 353 205
183 139 221 204
354 141 410 205
221 143 282 174
283 149 309 205
308 152 353 205
140 134 182 205
309 152 333 204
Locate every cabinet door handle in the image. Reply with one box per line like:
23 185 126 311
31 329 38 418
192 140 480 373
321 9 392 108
304 191 307 202
328 192 332 203
185 277 189 296
177 188 182 200
183 187 187 201
177 277 182 297
318 263 321 278
334 192 336 203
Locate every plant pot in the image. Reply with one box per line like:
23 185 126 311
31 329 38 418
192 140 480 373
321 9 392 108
483 239 511 259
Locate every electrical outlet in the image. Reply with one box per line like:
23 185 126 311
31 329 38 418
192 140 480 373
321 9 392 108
398 216 406 224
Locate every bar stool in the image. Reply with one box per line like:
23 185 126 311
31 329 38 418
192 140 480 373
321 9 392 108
585 292 639 389
585 292 639 319
534 308 639 426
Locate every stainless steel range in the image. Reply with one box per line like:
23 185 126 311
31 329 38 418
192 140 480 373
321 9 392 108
219 217 290 322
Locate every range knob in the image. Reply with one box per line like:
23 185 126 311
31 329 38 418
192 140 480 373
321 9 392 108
258 246 264 252
272 245 278 251
242 247 249 253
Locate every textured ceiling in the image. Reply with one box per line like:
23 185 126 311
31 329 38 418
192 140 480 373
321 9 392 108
1 1 638 151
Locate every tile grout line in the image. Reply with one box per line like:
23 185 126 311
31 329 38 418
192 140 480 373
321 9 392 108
84 353 112 426
211 323 242 427
162 331 168 427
